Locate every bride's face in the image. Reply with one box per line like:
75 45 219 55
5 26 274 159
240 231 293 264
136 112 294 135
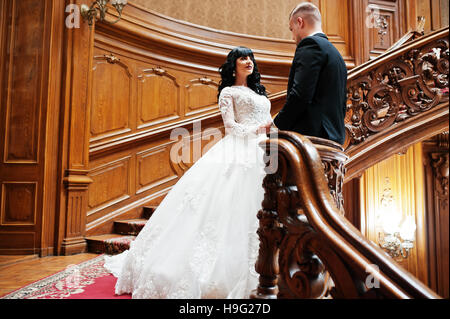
235 56 254 79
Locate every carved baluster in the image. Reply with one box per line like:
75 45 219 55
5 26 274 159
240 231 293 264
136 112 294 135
276 187 327 299
322 159 346 214
253 134 347 299
431 151 449 208
251 174 285 299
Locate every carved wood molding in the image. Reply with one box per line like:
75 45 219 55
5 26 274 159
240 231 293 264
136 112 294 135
93 52 131 73
251 130 440 299
93 3 294 78
345 27 449 148
63 169 94 190
429 132 449 208
139 66 178 83
344 102 449 181
431 152 449 208
344 27 449 181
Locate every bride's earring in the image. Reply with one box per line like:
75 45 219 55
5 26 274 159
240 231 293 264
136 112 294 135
232 71 236 77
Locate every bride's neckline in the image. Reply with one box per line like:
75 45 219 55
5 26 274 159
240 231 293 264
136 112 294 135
231 85 259 96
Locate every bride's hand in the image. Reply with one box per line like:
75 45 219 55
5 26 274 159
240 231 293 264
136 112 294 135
257 121 273 134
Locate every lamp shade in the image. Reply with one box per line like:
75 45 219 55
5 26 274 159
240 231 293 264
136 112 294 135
399 216 416 241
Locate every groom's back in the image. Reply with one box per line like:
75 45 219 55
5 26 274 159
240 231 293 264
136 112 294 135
275 2 347 145
307 34 347 145
275 32 348 145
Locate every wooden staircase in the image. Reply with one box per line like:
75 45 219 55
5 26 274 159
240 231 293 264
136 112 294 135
86 206 157 255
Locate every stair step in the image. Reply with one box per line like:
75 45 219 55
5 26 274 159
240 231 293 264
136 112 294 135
85 204 158 254
114 219 148 235
86 234 136 255
143 205 157 219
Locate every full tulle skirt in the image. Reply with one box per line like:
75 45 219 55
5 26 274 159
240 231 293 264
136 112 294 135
103 133 267 298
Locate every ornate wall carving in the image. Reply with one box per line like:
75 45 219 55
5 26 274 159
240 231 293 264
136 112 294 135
430 151 449 208
346 34 449 147
343 27 449 182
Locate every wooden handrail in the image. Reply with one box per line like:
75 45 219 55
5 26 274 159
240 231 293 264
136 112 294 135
251 130 441 299
384 16 425 53
347 26 446 80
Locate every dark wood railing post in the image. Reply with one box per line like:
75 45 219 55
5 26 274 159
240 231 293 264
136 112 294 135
251 134 348 299
250 174 285 299
252 131 441 299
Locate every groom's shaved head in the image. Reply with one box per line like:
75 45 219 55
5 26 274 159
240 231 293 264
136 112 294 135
289 2 322 25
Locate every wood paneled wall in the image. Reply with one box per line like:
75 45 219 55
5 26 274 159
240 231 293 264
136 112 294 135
414 0 449 31
354 132 449 298
0 0 65 255
85 44 229 235
359 143 428 284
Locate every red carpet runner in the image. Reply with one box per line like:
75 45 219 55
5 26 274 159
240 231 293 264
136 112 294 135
1 255 131 299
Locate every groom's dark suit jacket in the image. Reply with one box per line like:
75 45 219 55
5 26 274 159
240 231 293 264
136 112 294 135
274 33 347 145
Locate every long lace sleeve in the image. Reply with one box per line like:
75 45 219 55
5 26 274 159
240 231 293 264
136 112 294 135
218 88 259 137
265 111 274 127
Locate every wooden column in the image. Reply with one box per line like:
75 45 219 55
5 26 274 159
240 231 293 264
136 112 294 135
57 0 94 255
423 132 449 298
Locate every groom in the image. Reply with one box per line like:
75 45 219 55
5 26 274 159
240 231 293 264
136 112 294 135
273 3 347 145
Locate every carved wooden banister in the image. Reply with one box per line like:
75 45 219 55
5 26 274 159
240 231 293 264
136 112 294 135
346 26 448 145
251 131 441 299
344 27 449 182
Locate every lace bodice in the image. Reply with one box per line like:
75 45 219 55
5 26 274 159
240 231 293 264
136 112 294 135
218 86 272 136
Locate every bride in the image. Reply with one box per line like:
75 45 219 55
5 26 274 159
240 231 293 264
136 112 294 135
104 46 274 299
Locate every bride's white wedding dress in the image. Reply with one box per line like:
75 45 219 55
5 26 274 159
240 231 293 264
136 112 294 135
104 85 272 298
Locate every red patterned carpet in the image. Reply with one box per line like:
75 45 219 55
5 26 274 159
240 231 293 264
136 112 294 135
0 255 131 299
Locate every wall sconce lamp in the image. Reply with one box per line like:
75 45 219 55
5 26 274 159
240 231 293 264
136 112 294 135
81 0 127 26
377 177 416 259
378 214 416 259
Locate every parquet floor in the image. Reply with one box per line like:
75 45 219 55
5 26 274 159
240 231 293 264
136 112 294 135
0 253 99 297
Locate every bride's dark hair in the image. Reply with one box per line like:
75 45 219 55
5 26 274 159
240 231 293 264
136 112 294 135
217 46 267 100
